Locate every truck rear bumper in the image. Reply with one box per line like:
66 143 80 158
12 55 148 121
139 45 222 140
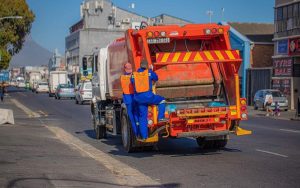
177 130 229 138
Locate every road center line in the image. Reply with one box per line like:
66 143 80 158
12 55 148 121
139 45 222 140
256 149 288 158
279 129 300 133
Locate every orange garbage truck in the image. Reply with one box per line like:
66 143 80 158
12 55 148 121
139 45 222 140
91 23 251 152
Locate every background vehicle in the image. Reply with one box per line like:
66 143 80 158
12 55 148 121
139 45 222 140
10 79 17 87
16 77 25 88
36 82 49 93
28 71 41 91
91 23 251 152
49 71 68 97
55 84 75 99
75 81 92 104
254 89 288 111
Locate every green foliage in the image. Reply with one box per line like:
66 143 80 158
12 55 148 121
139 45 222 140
0 0 35 69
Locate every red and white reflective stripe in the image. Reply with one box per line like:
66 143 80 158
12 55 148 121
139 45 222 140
156 50 241 63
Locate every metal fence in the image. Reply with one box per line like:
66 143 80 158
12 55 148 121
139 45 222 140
246 68 272 105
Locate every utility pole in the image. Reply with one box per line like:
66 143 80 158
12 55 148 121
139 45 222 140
206 10 213 24
221 8 225 22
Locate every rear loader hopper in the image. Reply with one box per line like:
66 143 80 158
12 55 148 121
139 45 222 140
91 23 251 152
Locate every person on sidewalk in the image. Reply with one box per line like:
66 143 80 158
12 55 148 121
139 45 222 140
0 82 6 102
274 101 281 116
131 60 166 140
120 63 139 137
264 93 273 116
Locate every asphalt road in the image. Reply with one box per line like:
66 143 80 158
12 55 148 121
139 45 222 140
7 88 300 188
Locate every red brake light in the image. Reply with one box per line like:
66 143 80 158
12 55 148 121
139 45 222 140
154 31 160 37
212 28 217 34
241 106 247 111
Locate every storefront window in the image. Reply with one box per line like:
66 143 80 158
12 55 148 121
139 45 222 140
277 7 283 20
283 6 288 19
294 3 299 17
288 5 293 18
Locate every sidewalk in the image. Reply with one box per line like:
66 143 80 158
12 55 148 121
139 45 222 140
247 106 300 121
0 98 123 188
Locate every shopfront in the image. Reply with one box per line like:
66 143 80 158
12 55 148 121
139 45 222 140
272 38 300 110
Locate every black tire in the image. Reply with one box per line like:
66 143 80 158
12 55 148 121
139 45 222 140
80 100 84 105
214 139 228 148
254 102 258 110
196 137 228 149
36 91 38 94
58 97 61 100
75 98 78 104
196 137 207 149
121 109 136 153
55 95 57 99
96 124 107 139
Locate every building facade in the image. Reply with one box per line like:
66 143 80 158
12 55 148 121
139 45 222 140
65 0 148 84
273 0 300 109
65 0 193 85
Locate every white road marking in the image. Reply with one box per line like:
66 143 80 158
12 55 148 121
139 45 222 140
46 126 160 187
256 149 288 158
10 99 41 118
10 97 160 187
279 129 300 133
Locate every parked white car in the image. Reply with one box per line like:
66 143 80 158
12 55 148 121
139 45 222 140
36 82 49 93
75 81 92 104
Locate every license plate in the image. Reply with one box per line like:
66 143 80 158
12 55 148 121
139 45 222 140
147 38 170 44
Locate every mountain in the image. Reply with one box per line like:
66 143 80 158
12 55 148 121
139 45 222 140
9 36 53 68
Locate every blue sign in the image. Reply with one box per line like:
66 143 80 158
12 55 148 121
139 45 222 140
277 40 288 54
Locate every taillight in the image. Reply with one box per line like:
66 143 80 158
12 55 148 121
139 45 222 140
204 29 211 35
80 90 84 94
211 28 217 34
240 98 248 120
154 31 160 37
147 106 153 125
160 31 166 37
147 31 167 38
218 28 224 34
147 31 153 38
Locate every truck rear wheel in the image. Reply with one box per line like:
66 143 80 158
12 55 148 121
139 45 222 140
196 137 228 149
121 109 136 153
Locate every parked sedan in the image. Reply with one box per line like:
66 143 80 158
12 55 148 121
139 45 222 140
253 89 288 111
36 82 49 93
75 81 92 104
55 84 75 99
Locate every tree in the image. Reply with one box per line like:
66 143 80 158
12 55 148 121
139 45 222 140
0 0 35 70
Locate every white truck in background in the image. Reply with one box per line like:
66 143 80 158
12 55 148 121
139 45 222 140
49 71 68 97
28 71 42 91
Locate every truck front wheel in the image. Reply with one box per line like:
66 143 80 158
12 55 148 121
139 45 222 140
96 124 106 139
121 109 136 153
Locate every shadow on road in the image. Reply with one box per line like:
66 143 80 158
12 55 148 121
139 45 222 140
80 129 243 158
6 177 181 188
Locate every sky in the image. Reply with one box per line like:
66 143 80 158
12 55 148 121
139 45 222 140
26 0 275 53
